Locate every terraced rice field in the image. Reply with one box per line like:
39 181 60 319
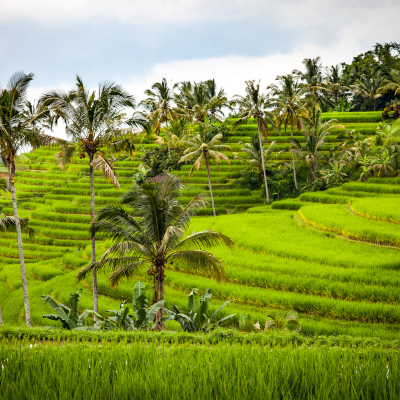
3 112 400 341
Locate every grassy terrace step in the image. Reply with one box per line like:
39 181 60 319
342 182 400 194
350 197 400 224
189 212 400 271
299 204 400 247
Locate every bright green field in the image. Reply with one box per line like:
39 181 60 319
1 112 400 344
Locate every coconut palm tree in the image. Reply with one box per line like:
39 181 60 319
295 109 344 181
175 81 228 124
378 69 400 96
231 80 278 200
41 76 136 314
76 174 234 330
350 68 383 111
323 65 349 107
178 123 231 216
0 72 56 327
268 74 308 190
238 135 276 203
141 78 177 157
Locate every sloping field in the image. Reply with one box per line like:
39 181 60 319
3 112 400 341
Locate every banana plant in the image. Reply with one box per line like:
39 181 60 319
160 288 235 333
41 289 101 330
104 281 165 331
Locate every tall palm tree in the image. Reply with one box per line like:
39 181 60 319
350 68 383 111
323 65 349 107
239 135 276 201
295 109 344 181
41 76 136 314
231 80 278 201
269 74 308 190
76 174 234 330
295 57 326 102
141 78 177 157
178 123 231 216
0 72 53 326
175 81 229 124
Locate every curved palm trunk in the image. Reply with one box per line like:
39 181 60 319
205 155 216 216
89 154 99 315
167 132 171 158
0 306 3 324
257 122 269 204
9 160 31 327
291 125 299 190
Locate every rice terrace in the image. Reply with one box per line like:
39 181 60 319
2 19 400 399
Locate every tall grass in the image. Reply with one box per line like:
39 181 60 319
0 342 398 399
351 197 400 223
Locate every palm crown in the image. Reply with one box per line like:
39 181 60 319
76 175 234 329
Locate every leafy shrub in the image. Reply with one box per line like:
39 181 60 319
382 102 400 120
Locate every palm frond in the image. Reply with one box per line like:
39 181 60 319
93 153 120 189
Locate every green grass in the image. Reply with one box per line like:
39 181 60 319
299 203 400 247
350 197 400 223
0 341 398 399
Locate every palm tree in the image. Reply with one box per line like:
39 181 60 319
323 65 349 107
295 109 344 181
76 174 234 330
373 150 394 177
238 135 276 202
232 80 278 200
178 123 231 216
141 78 177 157
204 79 231 121
41 76 136 314
0 72 55 327
269 74 308 190
350 68 383 111
376 122 400 146
378 69 400 96
295 57 326 102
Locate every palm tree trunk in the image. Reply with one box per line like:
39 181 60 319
291 125 299 190
205 155 216 216
373 98 376 112
0 306 3 324
89 154 98 315
257 122 269 203
168 132 171 158
9 160 31 327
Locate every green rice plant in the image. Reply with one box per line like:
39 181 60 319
31 262 65 281
30 226 90 240
247 205 272 213
350 197 400 223
29 219 89 232
43 194 76 201
321 111 382 123
188 212 400 271
180 164 246 172
30 211 91 224
14 184 54 193
16 178 66 186
73 196 119 205
299 192 351 204
52 203 91 214
98 189 125 197
51 188 93 196
342 182 400 194
173 171 242 179
62 252 89 269
113 160 141 167
196 207 226 216
165 270 400 323
326 188 380 198
368 177 400 185
271 200 312 210
299 204 400 247
176 176 227 184
15 171 79 180
53 239 90 247
30 163 61 171
0 247 63 260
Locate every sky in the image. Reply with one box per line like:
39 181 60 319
1 0 399 138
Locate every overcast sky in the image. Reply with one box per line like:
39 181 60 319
1 0 399 137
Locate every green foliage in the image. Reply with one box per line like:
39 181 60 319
41 289 100 329
141 147 183 175
163 288 235 332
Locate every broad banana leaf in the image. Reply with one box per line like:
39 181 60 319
79 309 104 327
68 289 82 325
42 314 70 330
188 288 199 314
203 300 231 330
40 295 72 329
141 300 165 330
133 281 147 323
211 313 237 331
